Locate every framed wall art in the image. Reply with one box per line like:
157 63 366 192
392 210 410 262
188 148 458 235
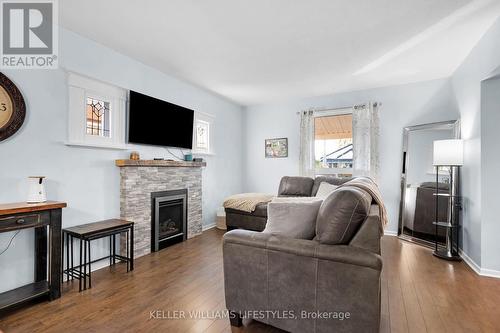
265 138 288 158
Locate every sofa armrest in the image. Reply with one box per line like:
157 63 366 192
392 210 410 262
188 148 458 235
223 230 382 270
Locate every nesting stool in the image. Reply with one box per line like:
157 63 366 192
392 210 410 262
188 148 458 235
63 219 134 291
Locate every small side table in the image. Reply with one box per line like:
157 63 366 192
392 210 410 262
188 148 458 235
63 219 134 291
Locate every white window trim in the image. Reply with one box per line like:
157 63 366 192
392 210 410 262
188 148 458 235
313 107 353 175
66 72 128 150
192 111 215 155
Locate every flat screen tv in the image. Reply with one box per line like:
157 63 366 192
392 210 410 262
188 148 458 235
127 91 194 149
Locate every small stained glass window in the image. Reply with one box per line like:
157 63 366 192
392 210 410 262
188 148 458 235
86 97 110 137
195 120 209 151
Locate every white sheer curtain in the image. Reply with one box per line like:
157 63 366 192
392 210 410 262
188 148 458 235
352 102 380 181
299 103 380 180
299 110 315 177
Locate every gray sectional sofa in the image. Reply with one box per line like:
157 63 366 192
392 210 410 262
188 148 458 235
222 177 384 332
225 176 352 231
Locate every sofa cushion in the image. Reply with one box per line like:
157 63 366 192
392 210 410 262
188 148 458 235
278 176 314 197
315 186 372 244
311 176 352 196
315 182 338 199
263 199 323 239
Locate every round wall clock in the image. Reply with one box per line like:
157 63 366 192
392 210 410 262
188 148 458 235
0 72 26 142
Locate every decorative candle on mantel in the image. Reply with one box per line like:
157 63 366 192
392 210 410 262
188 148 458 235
130 151 140 160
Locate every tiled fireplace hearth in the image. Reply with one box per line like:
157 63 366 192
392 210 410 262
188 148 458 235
116 159 206 258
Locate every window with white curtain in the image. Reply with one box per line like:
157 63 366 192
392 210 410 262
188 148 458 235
314 111 353 177
299 103 380 181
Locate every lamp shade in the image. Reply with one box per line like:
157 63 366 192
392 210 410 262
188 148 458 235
433 139 463 166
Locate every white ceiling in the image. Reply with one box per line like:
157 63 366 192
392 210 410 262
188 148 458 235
60 0 500 106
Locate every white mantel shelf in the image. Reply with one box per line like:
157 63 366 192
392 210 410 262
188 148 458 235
115 159 206 167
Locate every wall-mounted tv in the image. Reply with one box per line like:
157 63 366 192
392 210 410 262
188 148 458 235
127 91 194 149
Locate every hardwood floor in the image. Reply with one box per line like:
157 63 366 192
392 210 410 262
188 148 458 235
1 229 500 333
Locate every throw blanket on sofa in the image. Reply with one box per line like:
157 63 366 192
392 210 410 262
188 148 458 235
223 193 274 213
342 177 388 227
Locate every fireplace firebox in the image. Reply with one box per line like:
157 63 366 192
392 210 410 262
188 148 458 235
151 189 187 251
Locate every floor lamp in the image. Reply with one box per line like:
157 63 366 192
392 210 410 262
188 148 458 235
432 139 463 261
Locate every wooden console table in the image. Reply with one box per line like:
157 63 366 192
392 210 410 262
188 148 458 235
0 201 66 313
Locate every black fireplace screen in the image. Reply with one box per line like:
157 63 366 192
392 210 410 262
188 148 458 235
158 199 183 240
151 189 187 252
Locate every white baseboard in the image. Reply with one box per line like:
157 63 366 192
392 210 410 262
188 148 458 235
459 249 500 278
459 249 481 275
202 223 216 231
480 267 500 278
384 230 398 237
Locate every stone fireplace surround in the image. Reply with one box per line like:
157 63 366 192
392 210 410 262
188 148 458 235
116 159 206 258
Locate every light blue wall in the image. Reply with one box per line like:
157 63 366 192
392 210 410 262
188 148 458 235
450 17 500 269
243 78 459 234
481 76 500 272
0 29 244 293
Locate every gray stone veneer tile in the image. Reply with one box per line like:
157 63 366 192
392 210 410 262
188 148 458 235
119 166 203 258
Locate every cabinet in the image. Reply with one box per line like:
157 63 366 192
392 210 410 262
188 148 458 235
0 201 66 313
